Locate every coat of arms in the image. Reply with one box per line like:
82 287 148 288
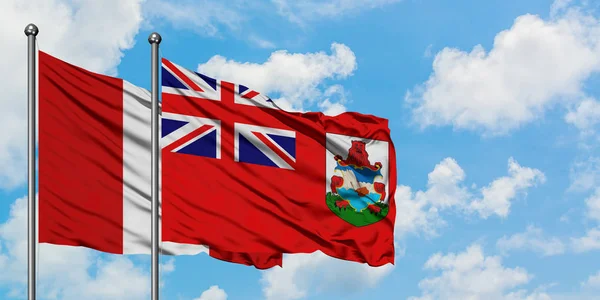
326 140 389 227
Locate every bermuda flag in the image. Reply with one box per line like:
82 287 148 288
38 51 282 269
161 58 397 266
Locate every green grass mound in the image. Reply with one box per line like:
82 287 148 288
325 192 389 227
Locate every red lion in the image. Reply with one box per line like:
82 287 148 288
333 141 382 171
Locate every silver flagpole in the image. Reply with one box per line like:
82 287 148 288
148 32 162 300
24 23 38 300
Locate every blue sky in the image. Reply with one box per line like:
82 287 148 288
1 0 600 299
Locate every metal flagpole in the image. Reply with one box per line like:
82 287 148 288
148 32 162 300
25 23 39 300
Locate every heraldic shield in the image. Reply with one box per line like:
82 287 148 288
326 133 390 227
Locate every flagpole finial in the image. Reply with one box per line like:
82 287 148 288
24 23 39 36
148 32 161 44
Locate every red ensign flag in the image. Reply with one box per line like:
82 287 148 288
161 58 397 266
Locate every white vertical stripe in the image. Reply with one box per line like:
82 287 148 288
122 80 208 255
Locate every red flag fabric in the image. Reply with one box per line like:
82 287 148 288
161 58 396 266
38 51 282 269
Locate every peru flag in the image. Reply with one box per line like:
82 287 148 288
161 58 397 267
38 51 282 269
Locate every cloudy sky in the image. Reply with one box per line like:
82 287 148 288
1 0 600 299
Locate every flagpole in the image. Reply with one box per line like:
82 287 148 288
24 23 39 300
148 32 162 300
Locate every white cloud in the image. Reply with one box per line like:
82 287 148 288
143 1 279 48
394 157 469 238
248 35 277 49
317 85 348 116
144 0 396 46
424 44 434 58
160 258 175 273
158 258 176 288
406 4 600 135
272 0 402 25
504 289 553 300
550 0 575 17
496 225 566 257
0 0 144 189
318 99 347 116
585 188 600 222
396 157 545 238
143 0 243 37
565 98 600 136
569 157 600 192
469 158 546 218
409 244 549 300
571 228 600 253
260 251 394 300
570 187 600 253
197 43 356 111
0 196 150 299
194 285 228 300
422 157 471 209
581 270 600 289
394 184 446 239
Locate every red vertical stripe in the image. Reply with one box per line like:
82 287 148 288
39 51 124 254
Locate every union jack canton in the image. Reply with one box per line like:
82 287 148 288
160 58 296 170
